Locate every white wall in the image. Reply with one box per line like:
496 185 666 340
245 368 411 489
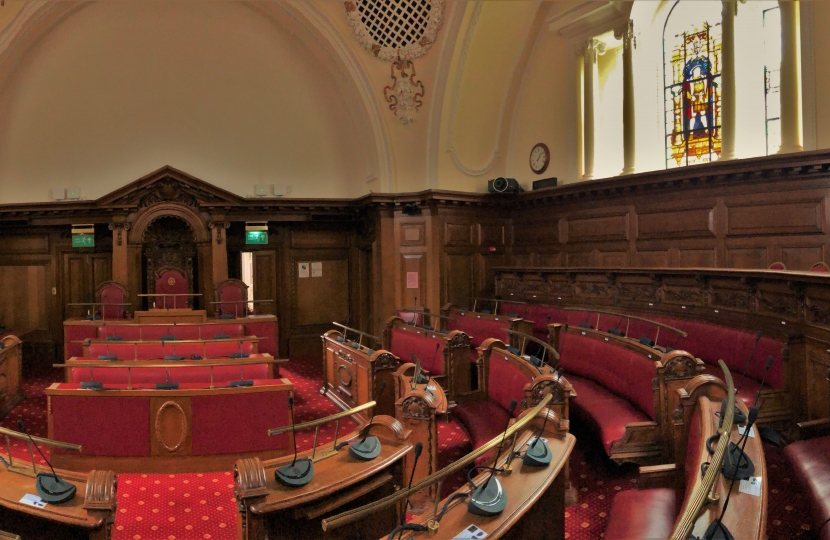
0 1 370 203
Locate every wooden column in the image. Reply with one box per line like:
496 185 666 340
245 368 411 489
778 0 803 154
582 39 597 180
108 221 130 287
720 0 738 161
209 220 229 287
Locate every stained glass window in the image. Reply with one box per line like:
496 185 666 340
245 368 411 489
663 2 722 168
763 6 781 155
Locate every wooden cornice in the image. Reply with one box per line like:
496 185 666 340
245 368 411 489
2 150 830 225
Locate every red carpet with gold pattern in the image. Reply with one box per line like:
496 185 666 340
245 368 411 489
0 364 818 539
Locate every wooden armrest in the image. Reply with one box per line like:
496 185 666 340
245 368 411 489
795 418 830 440
638 463 679 490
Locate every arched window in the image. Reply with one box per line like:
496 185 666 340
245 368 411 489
763 6 781 155
662 1 723 169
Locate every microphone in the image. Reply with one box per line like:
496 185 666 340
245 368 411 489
17 419 76 504
578 311 592 329
468 399 516 517
349 381 387 461
398 441 424 538
426 342 441 376
410 353 429 385
753 354 774 407
707 405 759 540
736 332 763 396
231 339 249 359
275 395 314 487
524 387 556 467
607 316 625 337
666 305 695 351
722 404 759 482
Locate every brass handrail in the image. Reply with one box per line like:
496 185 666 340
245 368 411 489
0 427 81 452
321 393 553 531
55 358 285 369
268 401 376 436
331 323 379 343
503 329 560 362
564 307 688 337
670 359 736 539
72 336 264 345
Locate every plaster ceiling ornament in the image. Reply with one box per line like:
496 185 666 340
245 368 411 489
383 58 425 125
343 0 444 62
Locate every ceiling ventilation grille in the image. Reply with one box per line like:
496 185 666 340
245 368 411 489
344 0 444 62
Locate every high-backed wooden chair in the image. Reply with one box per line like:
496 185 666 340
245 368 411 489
214 278 248 318
95 281 128 319
153 265 188 308
811 262 830 273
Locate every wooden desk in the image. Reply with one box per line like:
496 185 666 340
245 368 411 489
398 374 447 414
46 379 294 473
0 462 116 540
134 308 207 323
0 336 23 420
404 429 576 540
321 330 399 421
681 398 767 539
234 416 412 540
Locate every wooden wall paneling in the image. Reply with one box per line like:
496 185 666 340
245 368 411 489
400 254 426 308
726 199 825 237
444 254 473 307
678 248 716 268
634 250 670 268
726 248 768 269
600 251 629 267
291 229 349 248
780 244 825 271
0 266 48 333
636 206 715 241
4 236 49 255
805 338 830 420
397 215 430 312
565 208 630 244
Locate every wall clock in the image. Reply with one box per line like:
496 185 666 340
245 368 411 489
529 143 550 175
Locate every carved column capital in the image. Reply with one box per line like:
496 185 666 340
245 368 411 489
108 222 131 246
614 19 636 50
208 221 230 245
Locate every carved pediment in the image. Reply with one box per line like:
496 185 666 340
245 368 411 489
96 166 244 209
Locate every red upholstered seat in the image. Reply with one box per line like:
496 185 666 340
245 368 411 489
700 363 759 405
604 488 680 540
449 312 511 347
567 375 650 454
96 282 128 319
783 436 830 540
452 400 511 465
154 267 189 308
69 360 269 385
96 324 246 341
86 341 253 360
215 279 248 318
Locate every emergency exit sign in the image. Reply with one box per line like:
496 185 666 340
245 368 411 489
72 234 94 248
246 231 268 245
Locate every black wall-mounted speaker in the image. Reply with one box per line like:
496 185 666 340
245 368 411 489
532 177 558 190
488 177 524 193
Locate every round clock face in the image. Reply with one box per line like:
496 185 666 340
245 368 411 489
530 143 550 174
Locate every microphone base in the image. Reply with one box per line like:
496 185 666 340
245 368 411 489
80 381 103 390
522 440 552 468
36 474 77 504
732 407 747 426
155 383 180 390
468 478 507 517
721 442 755 481
275 459 314 488
348 436 382 461
229 380 254 387
703 519 735 540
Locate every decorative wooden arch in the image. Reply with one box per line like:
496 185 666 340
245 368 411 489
128 202 210 245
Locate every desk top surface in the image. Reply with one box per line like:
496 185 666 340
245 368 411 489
64 314 277 326
405 431 575 539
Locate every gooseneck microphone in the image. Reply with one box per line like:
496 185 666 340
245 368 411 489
397 441 424 540
468 400 517 517
275 395 314 487
426 342 441 376
349 381 387 461
17 419 77 504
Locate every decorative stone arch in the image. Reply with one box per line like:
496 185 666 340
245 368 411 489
128 202 210 245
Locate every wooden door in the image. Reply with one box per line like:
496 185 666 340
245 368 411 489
62 252 112 320
252 250 278 315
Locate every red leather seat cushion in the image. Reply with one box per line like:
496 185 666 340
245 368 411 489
486 350 530 417
604 488 679 540
449 312 511 348
453 400 511 466
568 375 650 455
784 436 830 539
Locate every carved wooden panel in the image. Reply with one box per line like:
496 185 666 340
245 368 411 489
477 223 504 246
634 251 669 268
291 229 349 248
567 251 592 267
638 208 713 240
536 252 562 267
781 246 825 271
679 249 715 268
401 223 425 246
567 213 629 243
444 222 471 247
0 265 48 333
401 254 426 307
727 200 824 236
150 397 192 457
294 258 349 326
513 220 559 246
445 254 472 306
252 250 278 315
727 248 767 269
5 236 48 254
600 251 628 267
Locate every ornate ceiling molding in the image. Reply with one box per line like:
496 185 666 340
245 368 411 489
344 0 444 62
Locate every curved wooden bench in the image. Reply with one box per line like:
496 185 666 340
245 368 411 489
548 323 704 464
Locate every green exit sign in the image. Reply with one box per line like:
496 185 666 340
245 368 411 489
246 231 268 245
72 234 95 248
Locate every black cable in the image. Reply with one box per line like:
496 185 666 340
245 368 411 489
387 524 428 540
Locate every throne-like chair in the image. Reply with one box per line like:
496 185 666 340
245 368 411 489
153 266 189 308
214 279 249 319
95 281 129 319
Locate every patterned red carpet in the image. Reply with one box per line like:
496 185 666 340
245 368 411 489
0 365 818 539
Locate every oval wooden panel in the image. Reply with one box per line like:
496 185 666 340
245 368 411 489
337 365 353 387
154 401 187 452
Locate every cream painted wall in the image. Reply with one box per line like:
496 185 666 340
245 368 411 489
813 0 830 150
0 1 369 203
505 23 569 188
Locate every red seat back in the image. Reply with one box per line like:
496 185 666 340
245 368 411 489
449 312 510 348
154 267 189 308
487 351 531 418
389 327 444 376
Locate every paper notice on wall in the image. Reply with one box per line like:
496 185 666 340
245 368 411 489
311 262 323 277
406 272 419 289
298 262 309 278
